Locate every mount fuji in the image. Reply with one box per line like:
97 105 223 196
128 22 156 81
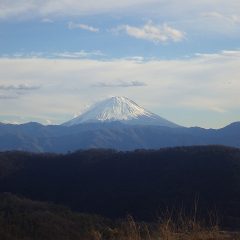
0 96 240 152
63 96 179 128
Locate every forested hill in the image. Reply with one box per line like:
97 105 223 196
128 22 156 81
0 146 240 227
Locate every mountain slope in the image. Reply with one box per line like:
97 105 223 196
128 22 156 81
63 96 179 127
0 121 240 152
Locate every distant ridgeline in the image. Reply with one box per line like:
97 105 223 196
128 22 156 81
0 121 239 152
0 96 239 152
0 146 240 228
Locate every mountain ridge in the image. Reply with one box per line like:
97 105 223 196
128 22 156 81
0 121 239 152
0 95 239 152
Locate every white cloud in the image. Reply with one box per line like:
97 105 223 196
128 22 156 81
0 83 40 100
0 94 18 100
41 18 54 23
46 119 53 125
53 50 104 58
94 80 147 88
0 50 239 127
1 1 240 38
0 0 157 20
202 12 240 24
1 120 21 125
0 84 39 90
112 22 185 43
0 51 104 59
68 22 99 32
0 1 239 22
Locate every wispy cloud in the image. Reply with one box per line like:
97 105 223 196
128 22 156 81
0 94 18 100
202 12 240 24
1 0 240 37
112 21 185 43
41 18 54 23
1 120 21 125
0 84 40 91
0 52 45 59
0 51 104 59
0 0 155 20
0 84 40 100
53 50 103 58
68 22 99 32
94 80 147 88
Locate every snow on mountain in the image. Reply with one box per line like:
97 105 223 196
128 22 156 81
63 96 180 127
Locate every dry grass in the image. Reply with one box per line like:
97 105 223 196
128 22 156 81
88 212 240 240
77 200 240 240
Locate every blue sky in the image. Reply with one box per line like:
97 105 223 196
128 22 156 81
0 0 240 128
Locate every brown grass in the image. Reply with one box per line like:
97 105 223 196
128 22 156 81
88 213 240 240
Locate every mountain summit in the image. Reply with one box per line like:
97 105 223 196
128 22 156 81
63 96 179 127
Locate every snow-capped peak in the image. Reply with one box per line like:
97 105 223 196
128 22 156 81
63 96 179 127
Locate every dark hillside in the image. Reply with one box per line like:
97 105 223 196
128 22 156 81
0 193 108 240
0 146 240 227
